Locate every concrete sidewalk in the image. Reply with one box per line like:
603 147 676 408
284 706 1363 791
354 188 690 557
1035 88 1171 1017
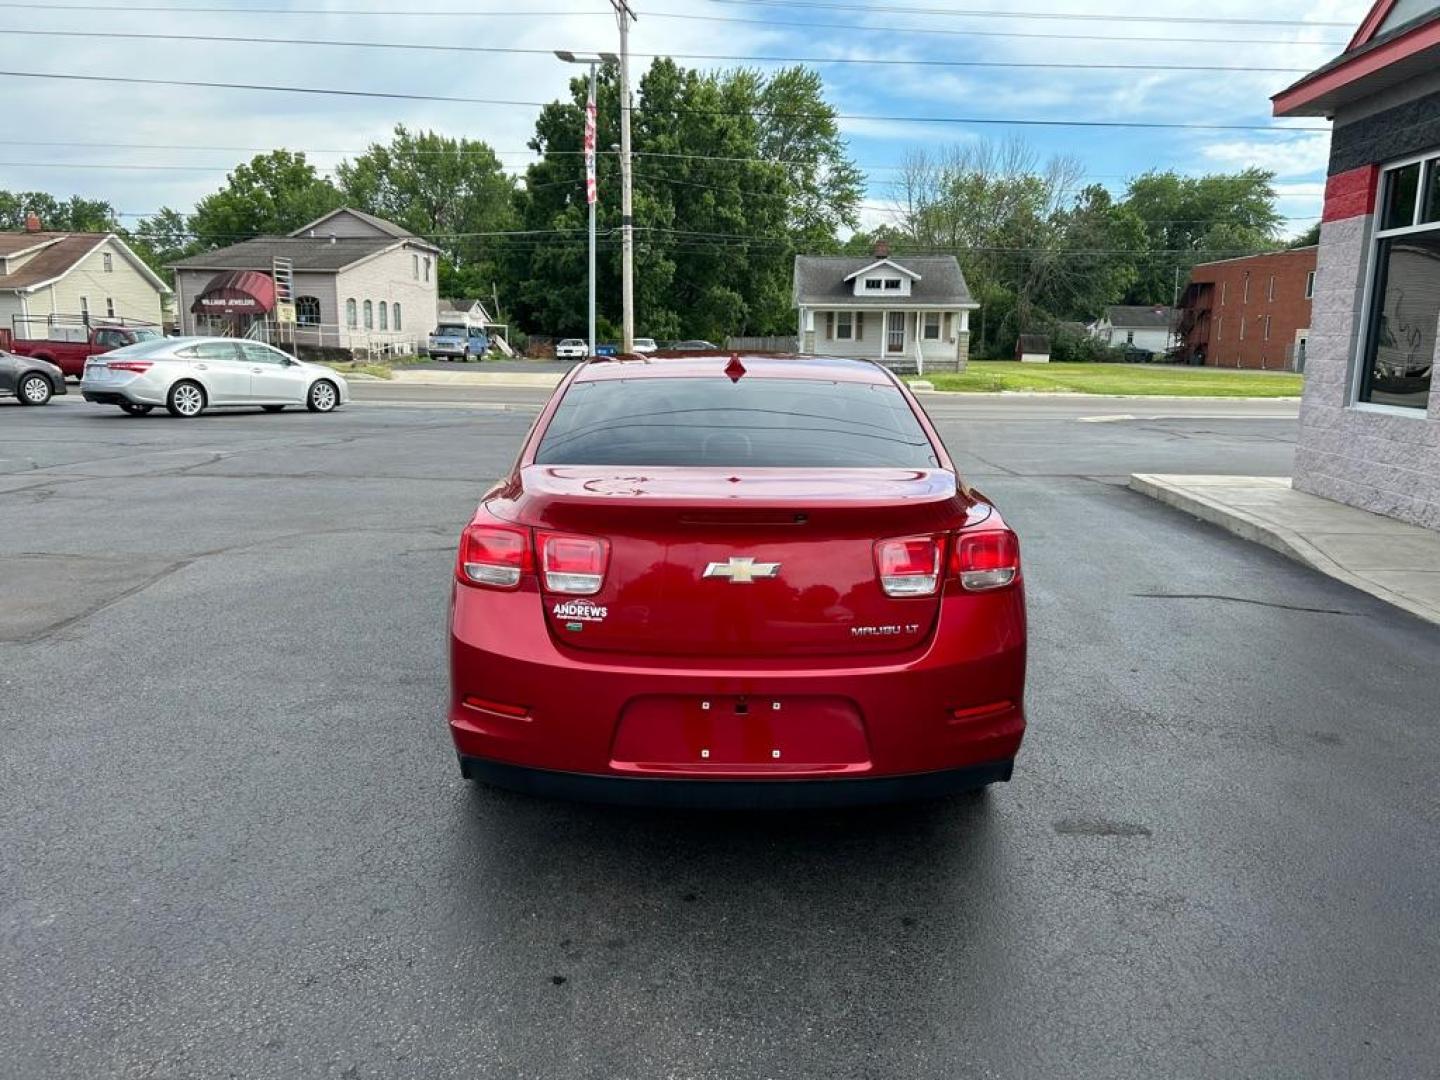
1131 474 1440 626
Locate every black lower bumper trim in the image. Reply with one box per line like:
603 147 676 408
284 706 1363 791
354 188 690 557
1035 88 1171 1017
459 756 1013 808
82 391 130 405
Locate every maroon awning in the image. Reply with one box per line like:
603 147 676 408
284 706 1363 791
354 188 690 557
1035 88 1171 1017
191 269 275 315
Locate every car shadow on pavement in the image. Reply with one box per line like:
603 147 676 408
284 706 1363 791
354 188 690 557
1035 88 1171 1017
438 783 1016 1068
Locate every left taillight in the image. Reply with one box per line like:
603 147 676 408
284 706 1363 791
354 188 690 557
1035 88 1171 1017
537 531 609 595
456 522 532 589
875 535 943 597
953 529 1020 591
107 360 153 374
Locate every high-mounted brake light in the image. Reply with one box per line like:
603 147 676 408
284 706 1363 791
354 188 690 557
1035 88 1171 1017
953 529 1020 591
538 531 609 595
456 522 531 588
107 360 154 374
875 536 942 597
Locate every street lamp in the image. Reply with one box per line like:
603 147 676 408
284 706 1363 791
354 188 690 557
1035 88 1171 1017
555 50 618 360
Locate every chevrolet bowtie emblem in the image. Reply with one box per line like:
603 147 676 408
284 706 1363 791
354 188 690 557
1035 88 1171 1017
702 557 781 584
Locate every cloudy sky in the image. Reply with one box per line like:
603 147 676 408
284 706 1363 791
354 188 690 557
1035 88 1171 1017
0 0 1373 238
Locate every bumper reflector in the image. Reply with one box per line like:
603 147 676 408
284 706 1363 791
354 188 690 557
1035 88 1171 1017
461 695 530 719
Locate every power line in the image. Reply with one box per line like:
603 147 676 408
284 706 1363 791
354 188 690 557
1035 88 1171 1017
0 70 1330 131
0 141 1330 191
632 8 1347 47
2 0 1352 27
0 27 1320 72
0 1 1350 47
692 0 1352 27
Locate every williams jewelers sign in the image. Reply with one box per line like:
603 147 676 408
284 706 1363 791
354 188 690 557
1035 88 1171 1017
195 295 268 312
190 270 276 316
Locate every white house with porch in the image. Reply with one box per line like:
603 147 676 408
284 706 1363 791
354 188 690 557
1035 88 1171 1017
793 244 976 373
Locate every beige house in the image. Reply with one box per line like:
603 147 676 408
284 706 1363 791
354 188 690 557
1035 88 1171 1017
0 221 169 337
793 243 976 373
170 208 440 355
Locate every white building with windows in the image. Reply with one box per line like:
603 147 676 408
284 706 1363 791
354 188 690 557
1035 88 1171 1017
1 217 169 335
1088 305 1177 354
793 243 976 373
170 208 440 355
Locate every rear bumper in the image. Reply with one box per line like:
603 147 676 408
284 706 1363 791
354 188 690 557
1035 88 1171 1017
460 755 1013 808
81 382 163 406
449 581 1027 786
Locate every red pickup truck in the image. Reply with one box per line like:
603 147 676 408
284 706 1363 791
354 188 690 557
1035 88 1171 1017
0 322 164 380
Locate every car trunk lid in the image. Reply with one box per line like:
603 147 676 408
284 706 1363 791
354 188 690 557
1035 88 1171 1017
513 465 969 658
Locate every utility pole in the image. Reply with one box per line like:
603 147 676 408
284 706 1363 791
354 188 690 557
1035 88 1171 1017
611 0 637 353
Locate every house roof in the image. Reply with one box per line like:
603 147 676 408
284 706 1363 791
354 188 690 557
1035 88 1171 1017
170 236 421 273
0 231 70 258
0 231 170 294
1273 0 1440 116
290 206 417 240
793 254 973 307
1104 305 1174 329
842 257 922 282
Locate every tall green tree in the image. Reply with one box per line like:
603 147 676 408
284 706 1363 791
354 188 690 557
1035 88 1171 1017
508 58 863 340
1121 168 1284 303
125 207 195 281
1 191 118 232
881 142 1285 355
336 125 517 300
189 150 341 247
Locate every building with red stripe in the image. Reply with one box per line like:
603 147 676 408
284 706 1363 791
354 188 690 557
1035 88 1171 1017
1273 0 1440 529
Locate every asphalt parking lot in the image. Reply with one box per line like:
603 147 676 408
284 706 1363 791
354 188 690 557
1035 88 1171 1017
4 388 1438 1079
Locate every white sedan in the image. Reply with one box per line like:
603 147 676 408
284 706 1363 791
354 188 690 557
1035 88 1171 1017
554 338 589 360
81 337 349 418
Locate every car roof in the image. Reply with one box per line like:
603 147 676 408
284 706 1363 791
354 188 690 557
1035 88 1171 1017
572 354 895 385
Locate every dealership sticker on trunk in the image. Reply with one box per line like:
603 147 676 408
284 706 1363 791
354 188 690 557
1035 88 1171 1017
553 599 608 624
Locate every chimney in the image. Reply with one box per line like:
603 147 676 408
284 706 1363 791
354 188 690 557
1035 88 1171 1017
872 238 890 259
24 211 41 233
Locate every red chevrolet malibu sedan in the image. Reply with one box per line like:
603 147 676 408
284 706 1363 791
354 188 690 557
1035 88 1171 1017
448 354 1026 807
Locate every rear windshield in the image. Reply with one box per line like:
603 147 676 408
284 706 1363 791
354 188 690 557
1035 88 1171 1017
535 377 940 468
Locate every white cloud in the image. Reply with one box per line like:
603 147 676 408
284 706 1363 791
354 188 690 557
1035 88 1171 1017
1201 133 1334 177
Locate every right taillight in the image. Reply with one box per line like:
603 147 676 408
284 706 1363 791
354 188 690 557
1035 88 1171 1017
456 522 532 588
953 529 1020 591
107 360 153 374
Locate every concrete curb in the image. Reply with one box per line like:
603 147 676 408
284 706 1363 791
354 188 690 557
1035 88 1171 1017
1129 473 1440 627
389 370 564 389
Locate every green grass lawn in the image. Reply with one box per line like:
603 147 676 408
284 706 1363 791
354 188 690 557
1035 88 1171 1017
913 362 1303 397
313 360 394 380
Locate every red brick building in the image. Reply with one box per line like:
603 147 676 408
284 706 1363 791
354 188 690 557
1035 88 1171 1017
1175 247 1318 369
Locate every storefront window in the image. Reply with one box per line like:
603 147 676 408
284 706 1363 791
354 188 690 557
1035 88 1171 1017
296 296 321 327
1359 154 1440 411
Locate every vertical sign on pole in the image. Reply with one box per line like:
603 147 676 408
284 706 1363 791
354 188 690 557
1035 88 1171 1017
584 73 598 359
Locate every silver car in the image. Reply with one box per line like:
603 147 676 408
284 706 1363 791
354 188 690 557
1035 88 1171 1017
80 337 350 418
1 350 67 406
